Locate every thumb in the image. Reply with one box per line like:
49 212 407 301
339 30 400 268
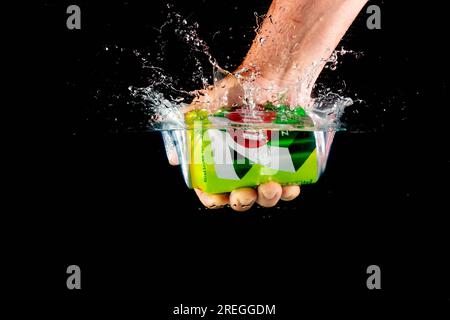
161 131 180 166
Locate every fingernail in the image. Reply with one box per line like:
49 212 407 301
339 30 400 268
238 198 254 208
262 190 277 200
283 191 294 199
204 198 214 207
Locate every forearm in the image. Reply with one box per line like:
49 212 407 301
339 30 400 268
239 0 367 86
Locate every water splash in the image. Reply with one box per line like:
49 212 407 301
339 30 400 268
126 8 362 132
325 47 363 71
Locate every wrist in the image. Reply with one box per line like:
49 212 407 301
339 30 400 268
234 63 311 107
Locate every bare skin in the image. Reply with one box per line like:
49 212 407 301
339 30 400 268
171 0 367 211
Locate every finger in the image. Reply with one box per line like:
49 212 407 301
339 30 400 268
280 185 301 201
181 104 196 113
229 188 257 212
256 181 282 208
194 188 229 209
168 148 179 166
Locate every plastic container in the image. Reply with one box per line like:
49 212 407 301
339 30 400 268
161 104 334 194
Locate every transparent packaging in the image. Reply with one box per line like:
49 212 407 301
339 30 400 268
160 105 335 194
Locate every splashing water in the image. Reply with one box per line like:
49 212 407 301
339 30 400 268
325 47 363 71
127 8 361 132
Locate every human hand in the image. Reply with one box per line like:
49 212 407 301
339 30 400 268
168 74 301 212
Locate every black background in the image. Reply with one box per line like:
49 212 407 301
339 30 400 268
3 0 449 304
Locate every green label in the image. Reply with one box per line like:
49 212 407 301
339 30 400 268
189 128 319 193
